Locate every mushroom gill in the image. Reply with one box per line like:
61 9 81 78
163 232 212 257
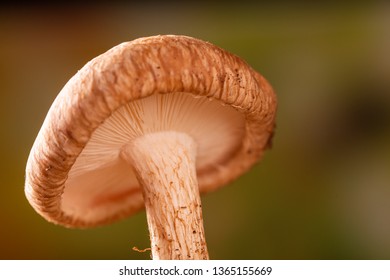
62 92 245 219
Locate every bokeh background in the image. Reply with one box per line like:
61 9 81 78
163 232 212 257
1 1 390 259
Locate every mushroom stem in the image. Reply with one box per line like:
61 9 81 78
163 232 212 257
121 131 209 260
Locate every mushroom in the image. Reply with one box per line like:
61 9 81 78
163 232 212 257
25 35 277 260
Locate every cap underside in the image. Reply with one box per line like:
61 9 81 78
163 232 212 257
62 92 245 223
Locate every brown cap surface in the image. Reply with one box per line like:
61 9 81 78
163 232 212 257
25 35 277 228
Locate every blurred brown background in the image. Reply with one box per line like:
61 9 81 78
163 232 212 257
1 1 390 259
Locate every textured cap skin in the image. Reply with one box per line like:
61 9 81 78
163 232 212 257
25 35 277 228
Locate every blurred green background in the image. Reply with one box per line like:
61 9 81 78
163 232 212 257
1 1 390 259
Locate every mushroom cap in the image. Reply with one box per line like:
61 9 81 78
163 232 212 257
25 35 277 228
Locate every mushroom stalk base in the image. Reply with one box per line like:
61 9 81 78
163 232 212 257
122 131 209 260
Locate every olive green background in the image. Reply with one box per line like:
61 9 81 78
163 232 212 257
1 2 390 259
